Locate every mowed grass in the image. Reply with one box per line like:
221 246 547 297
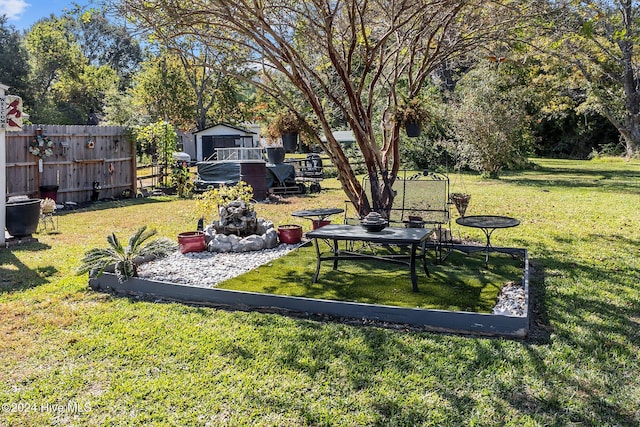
1 157 639 426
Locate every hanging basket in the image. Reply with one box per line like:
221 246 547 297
405 122 421 138
450 193 471 217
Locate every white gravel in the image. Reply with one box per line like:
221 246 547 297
137 243 302 288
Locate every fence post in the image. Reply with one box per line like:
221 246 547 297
0 83 7 245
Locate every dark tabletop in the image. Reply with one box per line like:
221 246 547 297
306 224 431 244
291 208 344 218
456 215 520 229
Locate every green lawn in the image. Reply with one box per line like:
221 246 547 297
1 158 639 426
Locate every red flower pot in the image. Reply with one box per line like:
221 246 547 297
312 219 331 229
277 225 302 244
178 231 206 254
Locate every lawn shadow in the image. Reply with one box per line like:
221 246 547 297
501 163 640 195
506 252 640 425
54 196 174 217
0 241 54 293
234 247 637 424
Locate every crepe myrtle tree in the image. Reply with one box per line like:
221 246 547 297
121 0 533 215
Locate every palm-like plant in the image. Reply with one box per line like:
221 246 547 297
78 226 177 283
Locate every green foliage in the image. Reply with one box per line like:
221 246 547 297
392 97 431 125
133 121 178 163
63 5 143 89
265 110 306 138
131 54 195 129
170 163 193 198
0 17 30 98
399 95 454 170
102 88 142 127
451 63 534 177
194 181 255 222
77 226 176 283
53 64 119 123
545 0 640 156
23 14 126 124
401 137 454 171
344 146 367 175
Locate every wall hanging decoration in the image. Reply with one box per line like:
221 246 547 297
29 128 55 172
59 140 70 155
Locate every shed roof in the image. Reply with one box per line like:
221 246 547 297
192 123 257 135
321 130 356 143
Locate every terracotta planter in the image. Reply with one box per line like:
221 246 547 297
6 199 41 237
278 225 302 244
178 231 206 254
312 219 331 229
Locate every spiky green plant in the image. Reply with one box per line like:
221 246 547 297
78 226 177 283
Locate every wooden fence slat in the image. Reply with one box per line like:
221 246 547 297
5 124 134 203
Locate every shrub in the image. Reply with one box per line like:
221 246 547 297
400 137 454 171
170 163 193 198
451 65 533 178
195 181 255 223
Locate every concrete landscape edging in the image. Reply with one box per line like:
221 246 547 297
89 248 530 337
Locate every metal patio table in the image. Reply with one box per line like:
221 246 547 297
305 224 432 292
455 215 520 266
291 208 344 228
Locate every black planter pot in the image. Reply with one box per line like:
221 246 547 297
405 122 421 138
281 132 298 153
6 199 41 237
266 147 286 164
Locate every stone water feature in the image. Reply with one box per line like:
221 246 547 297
203 200 279 252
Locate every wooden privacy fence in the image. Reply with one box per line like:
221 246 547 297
5 124 136 203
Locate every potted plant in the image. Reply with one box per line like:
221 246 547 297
177 231 206 253
277 224 303 244
5 198 41 237
393 98 430 137
266 111 304 153
78 226 176 284
40 198 56 214
262 138 286 164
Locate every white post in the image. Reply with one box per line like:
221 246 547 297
0 83 8 246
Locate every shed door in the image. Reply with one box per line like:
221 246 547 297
202 136 216 160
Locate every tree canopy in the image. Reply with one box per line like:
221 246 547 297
121 0 537 213
1 0 635 187
543 0 640 157
0 17 29 96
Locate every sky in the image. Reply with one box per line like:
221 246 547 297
1 0 93 31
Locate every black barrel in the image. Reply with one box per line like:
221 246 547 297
239 161 267 201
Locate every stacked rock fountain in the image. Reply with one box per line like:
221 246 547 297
203 199 279 252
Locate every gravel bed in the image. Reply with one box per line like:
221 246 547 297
137 243 302 288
